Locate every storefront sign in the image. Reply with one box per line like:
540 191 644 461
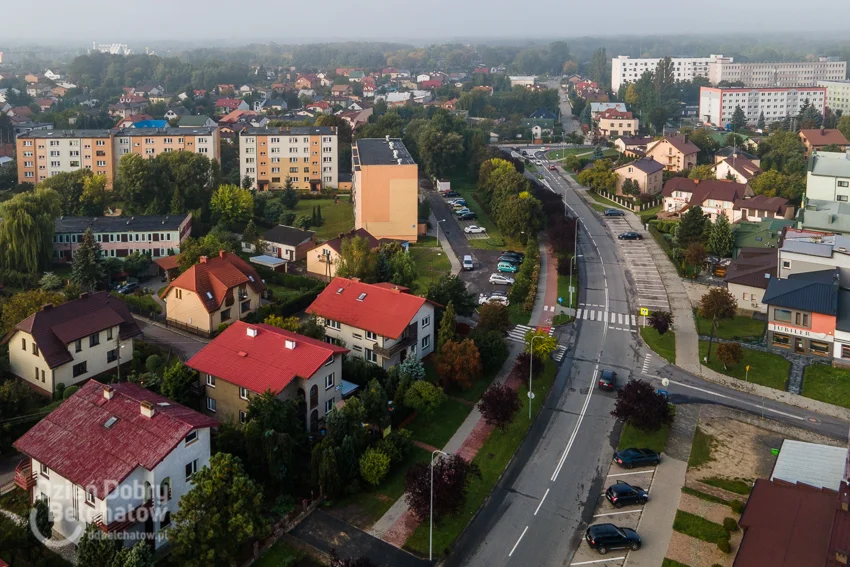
768 323 833 342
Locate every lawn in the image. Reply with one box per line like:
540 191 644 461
639 203 662 224
673 510 728 544
699 340 789 390
801 364 850 409
404 398 472 449
409 246 452 294
405 360 558 557
618 420 672 454
702 476 752 495
640 327 676 364
0 487 30 516
449 175 523 252
546 147 594 160
662 559 692 567
293 198 353 240
506 302 530 326
557 273 577 311
695 313 766 341
688 426 715 469
585 189 632 212
452 351 510 403
254 540 324 567
410 235 438 247
681 486 731 506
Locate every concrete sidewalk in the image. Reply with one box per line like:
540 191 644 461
628 458 687 567
430 211 460 275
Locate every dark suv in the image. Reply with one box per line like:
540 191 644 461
605 481 648 508
585 523 641 554
598 370 617 391
604 208 624 217
613 448 661 469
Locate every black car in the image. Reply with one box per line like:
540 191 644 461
618 232 643 240
598 370 617 391
499 252 524 263
605 481 648 508
443 191 460 198
585 524 641 555
613 448 661 469
604 209 624 217
457 212 478 221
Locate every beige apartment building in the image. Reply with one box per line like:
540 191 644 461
352 138 418 241
239 126 338 191
818 80 850 114
16 127 219 188
160 251 265 336
3 291 142 395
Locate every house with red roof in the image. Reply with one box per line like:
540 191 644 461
3 291 141 395
295 74 319 90
306 228 383 279
160 251 266 336
661 178 753 221
215 97 249 114
306 277 436 369
13 380 217 549
187 321 348 430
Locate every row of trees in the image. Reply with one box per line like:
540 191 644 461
477 158 543 243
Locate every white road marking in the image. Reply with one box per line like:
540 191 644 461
552 367 597 481
509 525 529 557
594 510 642 517
534 488 550 516
570 558 626 566
606 470 655 477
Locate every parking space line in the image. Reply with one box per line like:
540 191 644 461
607 470 655 477
570 558 626 566
593 510 642 517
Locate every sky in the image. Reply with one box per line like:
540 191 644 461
3 0 850 42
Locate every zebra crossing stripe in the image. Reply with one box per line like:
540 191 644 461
631 315 637 326
590 310 596 321
577 308 583 319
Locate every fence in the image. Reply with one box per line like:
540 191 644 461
594 189 662 212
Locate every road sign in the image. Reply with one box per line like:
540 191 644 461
528 392 535 399
746 365 750 371
640 307 649 316
558 297 563 304
661 378 669 387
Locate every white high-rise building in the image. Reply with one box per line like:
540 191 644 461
818 80 850 114
698 86 826 127
708 57 846 88
611 55 727 92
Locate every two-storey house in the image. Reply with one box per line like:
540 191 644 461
661 178 752 221
306 277 436 369
799 129 849 157
613 157 664 195
713 155 762 184
160 251 265 336
645 135 700 172
763 269 838 357
306 228 383 280
13 381 217 549
187 321 348 432
3 291 141 395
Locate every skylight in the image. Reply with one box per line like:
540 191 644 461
206 291 213 300
357 293 367 302
336 287 344 294
104 416 119 429
248 275 254 282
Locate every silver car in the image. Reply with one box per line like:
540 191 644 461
489 273 515 285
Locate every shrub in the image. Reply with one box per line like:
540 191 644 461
730 499 744 514
359 448 391 487
723 517 739 532
513 353 543 385
63 385 79 399
403 381 446 415
717 536 731 553
54 382 66 401
145 354 164 374
377 429 412 467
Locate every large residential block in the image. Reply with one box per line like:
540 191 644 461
818 80 850 114
805 150 850 202
238 126 338 191
611 55 725 92
16 127 220 188
699 86 826 128
707 56 846 88
53 214 192 262
352 138 418 241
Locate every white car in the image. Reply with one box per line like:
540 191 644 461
489 273 515 285
464 225 486 234
535 159 544 166
479 293 510 306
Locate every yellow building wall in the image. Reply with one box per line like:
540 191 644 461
306 243 341 279
355 163 418 241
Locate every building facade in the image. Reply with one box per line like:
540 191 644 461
611 55 726 92
763 270 838 358
613 157 663 195
645 135 700 172
805 151 850 202
239 126 338 191
708 56 846 88
818 80 850 114
699 87 827 127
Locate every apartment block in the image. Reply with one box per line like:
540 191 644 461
238 126 338 191
16 127 220 188
352 138 418 242
611 55 726 92
699 86 826 127
818 80 850 114
708 56 846 88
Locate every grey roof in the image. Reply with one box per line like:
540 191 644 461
354 138 415 166
762 269 839 314
18 126 218 139
116 127 217 137
808 151 850 178
529 108 556 120
260 224 315 246
18 129 110 139
616 157 664 175
55 214 190 234
241 126 336 136
781 239 834 257
177 115 213 126
716 146 758 161
771 439 847 491
799 199 850 234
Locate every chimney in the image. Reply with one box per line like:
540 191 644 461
140 400 155 418
284 339 296 350
684 133 689 144
693 179 700 185
103 385 114 400
247 327 258 337
219 249 226 258
79 292 89 299
42 303 53 311
199 256 208 263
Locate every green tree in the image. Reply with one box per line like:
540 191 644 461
707 214 733 257
116 153 156 214
417 126 464 178
169 453 268 567
32 498 53 541
0 289 65 335
477 302 511 334
403 380 447 415
757 111 766 131
798 98 823 129
71 228 104 291
688 164 716 181
264 314 300 331
360 378 388 423
427 275 476 317
80 173 108 216
335 235 379 282
0 188 61 274
388 250 417 287
758 130 806 174
684 242 707 271
524 328 557 358
242 219 260 248
77 524 123 566
359 448 391 487
211 184 254 228
123 251 152 278
40 271 64 291
311 438 342 499
178 230 238 270
838 115 850 142
698 287 738 363
749 169 805 201
715 342 744 370
161 363 199 405
731 106 747 131
497 192 544 243
437 301 458 352
589 47 609 88
677 205 707 249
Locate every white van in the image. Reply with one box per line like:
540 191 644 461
462 255 474 271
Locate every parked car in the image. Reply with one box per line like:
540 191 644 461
605 481 648 508
457 212 478 221
489 273 515 285
479 292 509 306
443 191 460 198
501 251 525 261
117 281 139 295
464 225 486 234
455 208 472 216
462 255 474 271
452 203 468 211
618 232 643 240
585 524 641 555
497 261 519 273
603 209 624 217
598 370 617 391
612 448 661 469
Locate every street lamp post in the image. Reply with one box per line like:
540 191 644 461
436 218 446 244
529 334 545 419
430 449 449 561
569 219 580 311
115 338 126 382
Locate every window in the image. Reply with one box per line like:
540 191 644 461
781 260 791 269
86 491 95 505
107 349 118 363
185 431 198 444
325 372 335 390
421 316 431 328
40 462 49 477
365 348 378 364
21 338 26 351
206 374 216 387
221 309 231 322
421 335 431 350
839 181 849 188
325 319 341 330
206 397 216 412
73 362 87 377
325 397 335 414
839 196 849 202
239 410 248 424
365 330 377 341
107 327 113 340
89 332 99 347
810 340 831 355
774 309 792 322
239 387 249 400
185 459 198 481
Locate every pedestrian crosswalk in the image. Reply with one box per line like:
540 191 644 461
506 324 555 343
575 309 637 331
553 345 567 362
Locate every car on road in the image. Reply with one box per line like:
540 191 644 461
613 448 661 469
464 225 486 234
603 209 624 217
585 524 641 554
598 370 617 391
457 212 477 221
605 481 648 508
442 190 460 198
462 255 474 271
534 159 543 166
618 232 643 240
117 281 139 295
489 273 515 285
548 164 557 171
497 261 519 273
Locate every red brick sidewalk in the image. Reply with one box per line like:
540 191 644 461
534 243 560 328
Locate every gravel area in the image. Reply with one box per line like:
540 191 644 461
665 530 741 567
677 492 736 525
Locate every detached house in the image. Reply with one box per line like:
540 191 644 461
613 157 664 195
595 108 639 138
187 321 348 431
160 251 265 336
646 135 700 172
256 224 315 261
4 291 142 395
307 228 383 279
799 128 849 157
307 277 436 369
713 155 762 184
661 178 752 221
13 380 217 550
215 98 249 114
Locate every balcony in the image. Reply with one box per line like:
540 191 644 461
14 459 35 491
373 324 418 359
94 499 153 533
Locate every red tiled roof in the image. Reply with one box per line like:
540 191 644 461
13 381 218 499
162 251 265 313
733 194 789 214
186 321 348 394
801 129 850 148
153 254 180 271
215 97 242 110
827 482 850 567
662 178 750 207
307 277 430 339
597 108 634 120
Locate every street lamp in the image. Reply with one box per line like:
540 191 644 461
569 219 580 311
115 338 127 381
435 218 446 243
529 334 546 419
430 449 449 561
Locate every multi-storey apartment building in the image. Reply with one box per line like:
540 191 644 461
611 55 726 92
708 56 846 88
818 80 850 114
699 87 826 127
16 127 220 188
238 126 338 191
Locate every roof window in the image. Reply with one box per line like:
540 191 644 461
104 416 119 429
357 293 367 302
206 292 213 300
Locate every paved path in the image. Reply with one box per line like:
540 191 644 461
136 318 209 361
430 211 461 275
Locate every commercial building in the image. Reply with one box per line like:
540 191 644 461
805 150 850 202
352 138 418 241
611 55 726 93
818 79 850 114
238 126 338 192
16 127 220 188
708 56 846 88
797 199 850 235
53 214 192 262
698 86 827 127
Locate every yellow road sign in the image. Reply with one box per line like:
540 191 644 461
639 308 649 316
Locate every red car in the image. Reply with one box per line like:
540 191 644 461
547 165 557 171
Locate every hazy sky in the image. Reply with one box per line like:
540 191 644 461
4 0 850 42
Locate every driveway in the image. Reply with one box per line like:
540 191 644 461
136 319 208 361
